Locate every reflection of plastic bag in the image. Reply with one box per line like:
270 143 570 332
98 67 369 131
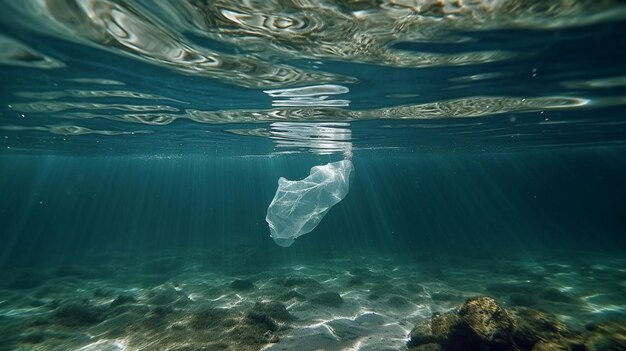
266 160 353 247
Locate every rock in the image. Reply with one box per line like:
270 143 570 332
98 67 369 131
457 296 513 349
432 313 480 351
508 306 563 350
429 312 457 338
230 279 254 291
408 311 479 351
408 296 557 351
407 319 438 347
310 292 344 307
406 296 606 351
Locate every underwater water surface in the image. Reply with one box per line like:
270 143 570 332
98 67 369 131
1 1 626 350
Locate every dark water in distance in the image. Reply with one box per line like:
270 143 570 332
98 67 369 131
1 1 626 350
2 149 626 262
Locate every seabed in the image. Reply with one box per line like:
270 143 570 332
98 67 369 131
1 249 624 351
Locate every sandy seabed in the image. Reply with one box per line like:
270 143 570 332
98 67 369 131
1 249 624 351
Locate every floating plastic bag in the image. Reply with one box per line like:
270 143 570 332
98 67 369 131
266 160 353 247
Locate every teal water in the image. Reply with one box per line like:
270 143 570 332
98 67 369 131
1 1 626 350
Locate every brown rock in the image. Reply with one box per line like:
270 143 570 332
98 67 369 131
407 296 593 351
430 313 458 337
459 297 514 348
408 313 474 350
438 318 481 351
456 297 514 350
508 306 564 350
408 319 438 347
